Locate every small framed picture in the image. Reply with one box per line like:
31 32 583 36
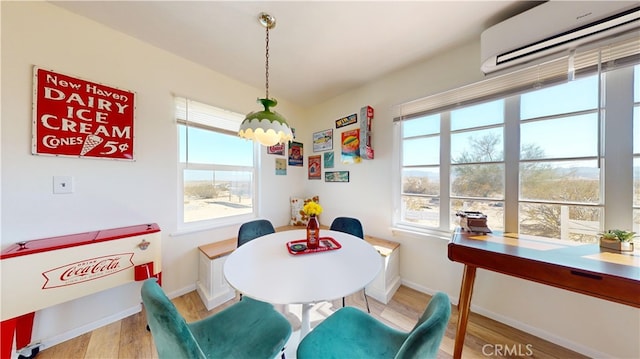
288 141 303 166
325 171 349 183
275 158 287 175
313 129 333 152
324 151 334 168
341 129 361 164
335 113 357 128
308 155 321 180
267 143 285 155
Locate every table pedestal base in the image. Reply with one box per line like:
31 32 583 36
300 303 312 338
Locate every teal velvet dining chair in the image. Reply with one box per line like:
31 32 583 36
296 291 451 359
141 279 291 359
238 219 276 247
330 217 370 312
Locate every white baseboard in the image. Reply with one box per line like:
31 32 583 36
39 305 142 351
36 283 196 352
399 279 606 358
400 279 455 303
469 305 608 359
166 283 196 299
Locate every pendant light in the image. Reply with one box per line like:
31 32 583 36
238 12 293 146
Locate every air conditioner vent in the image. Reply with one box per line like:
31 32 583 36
481 2 640 74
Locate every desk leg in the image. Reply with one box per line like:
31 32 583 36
454 265 477 359
300 303 311 338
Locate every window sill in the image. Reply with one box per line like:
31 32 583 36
391 225 452 241
172 214 256 237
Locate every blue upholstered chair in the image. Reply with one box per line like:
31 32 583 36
330 216 364 239
296 292 451 359
141 279 291 359
330 217 369 312
238 219 276 247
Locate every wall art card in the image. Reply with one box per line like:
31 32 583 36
308 155 321 180
341 129 361 164
275 158 287 175
267 142 285 155
335 113 357 128
325 171 349 183
313 129 333 152
324 151 334 168
288 141 303 166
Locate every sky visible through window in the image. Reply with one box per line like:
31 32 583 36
179 125 253 181
403 74 606 167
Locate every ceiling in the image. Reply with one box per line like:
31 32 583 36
51 1 543 107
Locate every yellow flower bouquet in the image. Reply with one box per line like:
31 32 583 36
303 201 323 217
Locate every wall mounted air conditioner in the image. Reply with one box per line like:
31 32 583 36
481 1 640 74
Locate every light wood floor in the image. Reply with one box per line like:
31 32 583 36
37 285 587 359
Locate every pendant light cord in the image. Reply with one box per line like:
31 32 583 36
265 25 270 99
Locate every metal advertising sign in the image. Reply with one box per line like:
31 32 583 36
32 67 135 160
335 113 357 128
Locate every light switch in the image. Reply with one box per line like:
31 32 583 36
53 176 74 194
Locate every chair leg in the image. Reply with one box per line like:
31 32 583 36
343 292 370 313
363 289 370 313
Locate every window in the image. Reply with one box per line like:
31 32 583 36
450 100 505 231
401 114 441 228
518 76 601 241
176 98 257 228
395 36 639 242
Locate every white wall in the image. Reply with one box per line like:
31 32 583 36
2 2 638 359
300 31 640 359
1 1 305 347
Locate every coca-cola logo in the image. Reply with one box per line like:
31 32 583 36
42 253 134 289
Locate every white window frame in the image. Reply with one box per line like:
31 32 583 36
393 36 639 240
176 98 259 232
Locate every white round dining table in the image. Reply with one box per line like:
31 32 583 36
223 229 381 337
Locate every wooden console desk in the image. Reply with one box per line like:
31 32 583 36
448 228 639 359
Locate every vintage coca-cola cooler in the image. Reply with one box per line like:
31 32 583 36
0 223 161 359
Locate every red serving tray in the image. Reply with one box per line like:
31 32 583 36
286 237 341 255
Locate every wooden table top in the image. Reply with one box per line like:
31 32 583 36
448 229 639 307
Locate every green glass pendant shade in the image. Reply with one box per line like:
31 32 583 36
239 98 293 146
